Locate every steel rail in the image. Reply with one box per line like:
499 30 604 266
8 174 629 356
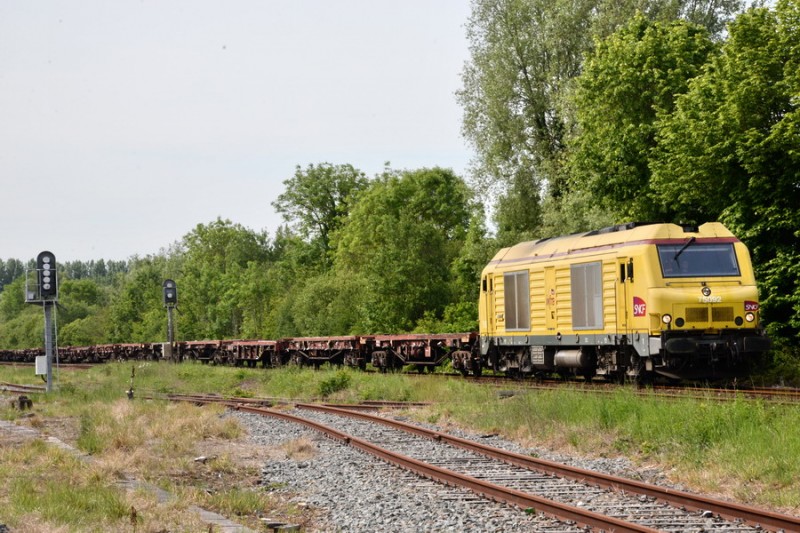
231 402 657 533
0 382 46 393
296 402 800 533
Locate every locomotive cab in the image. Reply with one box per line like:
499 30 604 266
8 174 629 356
640 229 770 379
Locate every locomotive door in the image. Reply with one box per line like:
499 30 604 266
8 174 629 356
544 267 556 331
616 258 630 336
484 275 495 334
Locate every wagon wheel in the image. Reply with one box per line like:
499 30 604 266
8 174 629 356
471 360 483 377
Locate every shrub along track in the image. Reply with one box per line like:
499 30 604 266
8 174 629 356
171 393 800 532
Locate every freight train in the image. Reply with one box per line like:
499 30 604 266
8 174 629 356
0 222 770 383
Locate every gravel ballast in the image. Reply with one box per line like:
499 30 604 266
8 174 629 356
235 409 665 532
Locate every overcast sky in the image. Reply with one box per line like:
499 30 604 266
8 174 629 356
0 1 473 262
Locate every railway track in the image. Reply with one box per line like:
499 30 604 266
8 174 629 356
169 393 799 531
451 373 800 404
2 352 799 403
0 382 45 395
0 361 96 370
290 404 799 532
160 367 800 404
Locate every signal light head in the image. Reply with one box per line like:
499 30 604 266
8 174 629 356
163 279 178 305
36 251 57 299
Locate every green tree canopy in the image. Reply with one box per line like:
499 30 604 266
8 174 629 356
332 167 474 332
271 163 370 256
0 258 25 293
57 279 110 346
108 257 169 343
178 218 271 340
459 0 742 236
569 14 715 220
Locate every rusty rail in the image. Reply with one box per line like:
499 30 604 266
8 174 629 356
232 402 657 533
296 403 800 533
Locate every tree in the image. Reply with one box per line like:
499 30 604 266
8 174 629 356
108 257 168 343
459 0 591 227
568 15 715 220
178 218 270 340
57 279 110 346
0 258 25 293
272 163 370 257
651 1 800 337
459 0 742 235
332 167 474 332
449 208 495 304
290 270 372 336
0 276 45 348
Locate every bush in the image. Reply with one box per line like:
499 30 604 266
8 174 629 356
318 370 351 397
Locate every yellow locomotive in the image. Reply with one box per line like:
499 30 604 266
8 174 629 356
478 222 770 382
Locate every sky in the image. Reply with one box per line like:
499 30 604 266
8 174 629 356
0 1 474 262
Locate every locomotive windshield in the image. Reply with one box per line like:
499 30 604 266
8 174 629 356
657 242 740 277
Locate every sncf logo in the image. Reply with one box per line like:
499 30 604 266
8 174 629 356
633 297 647 317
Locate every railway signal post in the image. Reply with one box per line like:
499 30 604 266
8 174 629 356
24 251 59 393
163 279 178 360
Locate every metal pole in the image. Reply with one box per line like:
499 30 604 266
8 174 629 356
167 305 175 360
44 302 54 393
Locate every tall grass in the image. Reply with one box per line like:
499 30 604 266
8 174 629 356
1 439 130 532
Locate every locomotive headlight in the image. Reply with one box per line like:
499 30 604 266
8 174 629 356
745 312 755 323
662 314 672 325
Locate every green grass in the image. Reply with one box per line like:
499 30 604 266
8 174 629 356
2 361 800 517
0 438 130 532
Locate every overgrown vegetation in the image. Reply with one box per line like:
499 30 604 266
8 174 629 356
0 363 311 532
2 361 798 528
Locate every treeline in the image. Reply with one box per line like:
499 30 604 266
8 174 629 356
0 166 490 348
0 0 797 377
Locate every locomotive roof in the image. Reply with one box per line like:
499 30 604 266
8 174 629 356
487 222 736 267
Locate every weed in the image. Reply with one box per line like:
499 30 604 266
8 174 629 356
283 438 317 460
231 387 255 398
318 370 351 397
77 411 103 454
